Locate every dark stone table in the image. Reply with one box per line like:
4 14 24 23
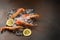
0 0 59 40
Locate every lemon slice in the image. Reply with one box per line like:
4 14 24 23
6 18 14 26
23 28 32 36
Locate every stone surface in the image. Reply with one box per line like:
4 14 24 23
0 0 59 40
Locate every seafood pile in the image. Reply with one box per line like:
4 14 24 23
0 8 40 36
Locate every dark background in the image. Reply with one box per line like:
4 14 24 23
0 0 60 40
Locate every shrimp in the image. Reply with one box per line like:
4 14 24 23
0 8 40 33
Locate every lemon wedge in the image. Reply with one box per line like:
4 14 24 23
6 18 14 26
23 28 32 36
